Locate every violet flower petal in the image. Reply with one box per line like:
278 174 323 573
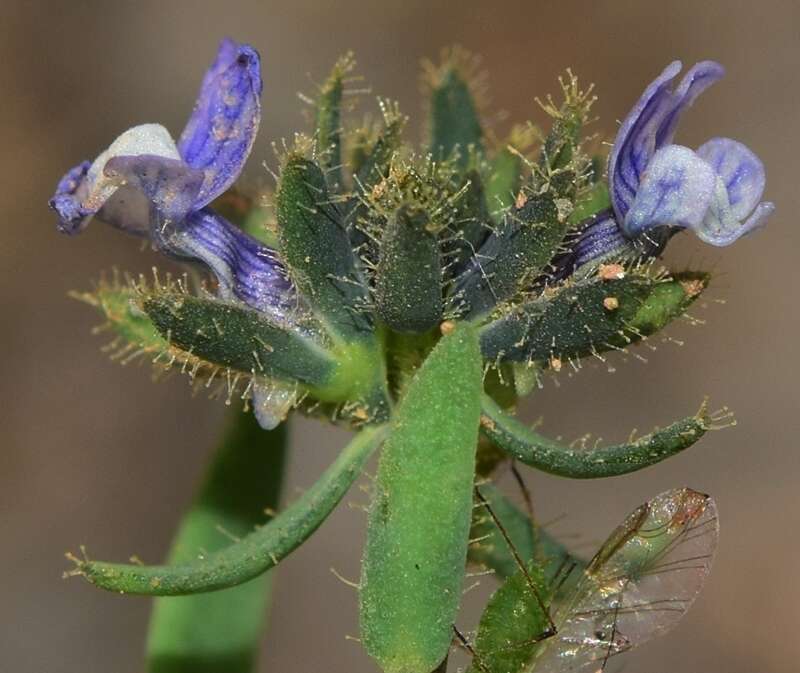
609 61 724 221
178 39 262 208
173 209 296 322
101 154 204 246
697 177 774 246
655 61 726 147
697 137 766 220
49 124 191 235
567 209 629 271
623 144 716 237
50 161 92 234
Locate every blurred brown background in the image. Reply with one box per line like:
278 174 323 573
1 1 798 671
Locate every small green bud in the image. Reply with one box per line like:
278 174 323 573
375 205 443 333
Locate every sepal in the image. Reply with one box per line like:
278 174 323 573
374 205 443 333
424 46 485 167
276 150 373 337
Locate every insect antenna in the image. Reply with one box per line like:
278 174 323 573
509 460 536 528
452 625 491 673
474 486 557 636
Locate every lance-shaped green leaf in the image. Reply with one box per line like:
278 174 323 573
147 412 287 673
455 192 566 319
68 425 386 595
276 153 372 337
315 54 354 189
142 291 336 391
468 483 585 583
359 323 482 673
466 561 551 673
426 49 483 167
375 205 443 333
480 394 715 479
480 271 707 363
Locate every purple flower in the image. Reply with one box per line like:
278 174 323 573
570 60 774 270
49 39 295 323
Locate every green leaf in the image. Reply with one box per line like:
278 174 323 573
68 425 386 595
315 54 354 190
456 193 566 319
480 394 715 479
480 271 708 364
375 205 443 333
276 153 372 337
359 323 482 673
142 291 336 389
426 48 483 167
146 412 287 673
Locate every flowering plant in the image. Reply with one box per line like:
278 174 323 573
53 39 772 673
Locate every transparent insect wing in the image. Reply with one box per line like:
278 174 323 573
529 488 718 673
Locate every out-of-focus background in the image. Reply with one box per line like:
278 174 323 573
1 1 798 671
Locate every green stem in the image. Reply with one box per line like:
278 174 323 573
480 394 713 478
71 425 386 595
146 412 288 673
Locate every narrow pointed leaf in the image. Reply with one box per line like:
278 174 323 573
315 54 353 189
480 395 713 478
480 272 706 364
428 63 483 166
69 425 386 595
485 147 522 216
142 291 336 388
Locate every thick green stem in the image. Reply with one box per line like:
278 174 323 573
146 412 288 673
71 425 386 595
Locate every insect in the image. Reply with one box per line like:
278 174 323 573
466 486 719 673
